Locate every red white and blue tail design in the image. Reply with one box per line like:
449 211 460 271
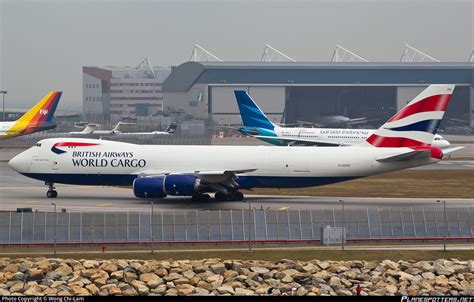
365 85 455 148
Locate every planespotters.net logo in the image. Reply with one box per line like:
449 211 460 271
51 142 99 155
401 297 473 302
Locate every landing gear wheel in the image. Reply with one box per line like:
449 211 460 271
215 192 227 202
47 190 57 198
192 194 211 202
46 182 57 198
233 191 244 201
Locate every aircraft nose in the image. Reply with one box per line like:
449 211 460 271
9 152 29 173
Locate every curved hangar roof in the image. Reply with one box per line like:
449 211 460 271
162 61 474 92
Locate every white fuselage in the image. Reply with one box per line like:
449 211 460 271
274 127 450 149
9 138 439 189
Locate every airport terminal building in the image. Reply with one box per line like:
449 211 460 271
83 59 171 123
161 62 474 131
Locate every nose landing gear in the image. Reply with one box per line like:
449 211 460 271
46 182 58 198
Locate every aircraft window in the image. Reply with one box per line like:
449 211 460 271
36 143 42 147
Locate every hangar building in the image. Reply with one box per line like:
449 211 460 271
161 61 474 130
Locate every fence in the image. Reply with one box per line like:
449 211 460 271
0 207 472 245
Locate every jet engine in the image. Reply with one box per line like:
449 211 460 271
133 175 201 198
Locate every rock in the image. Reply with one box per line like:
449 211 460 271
147 277 164 289
296 287 308 296
251 267 269 275
211 264 226 275
386 284 397 294
122 287 138 296
124 272 138 283
0 289 10 296
24 285 44 296
182 270 195 280
131 280 149 295
176 284 195 295
102 263 118 274
468 260 474 273
217 285 235 295
381 260 399 270
110 270 124 280
281 275 293 283
71 286 91 296
197 281 213 292
194 287 210 295
108 285 122 295
150 284 167 295
4 264 19 273
140 273 159 283
329 276 341 286
435 264 455 276
235 288 254 296
83 260 99 269
422 272 436 280
371 288 387 296
317 261 330 270
231 262 243 272
164 273 182 282
85 284 100 295
435 275 449 286
9 281 25 293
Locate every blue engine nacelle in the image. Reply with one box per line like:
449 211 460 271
133 175 200 198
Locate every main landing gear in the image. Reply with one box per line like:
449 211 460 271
46 182 58 198
215 191 244 202
191 193 212 202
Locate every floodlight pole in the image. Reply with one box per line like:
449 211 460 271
437 200 447 251
151 201 154 254
52 203 57 256
248 201 252 252
340 200 345 251
0 91 7 122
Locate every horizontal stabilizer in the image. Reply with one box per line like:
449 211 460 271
376 150 430 162
442 146 464 155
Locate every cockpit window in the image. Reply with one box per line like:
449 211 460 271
35 143 42 147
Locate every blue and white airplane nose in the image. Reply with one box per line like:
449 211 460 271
9 152 30 173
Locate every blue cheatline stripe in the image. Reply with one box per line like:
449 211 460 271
235 91 274 130
21 173 359 190
385 119 441 134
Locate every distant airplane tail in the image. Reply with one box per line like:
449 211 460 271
112 121 135 133
8 91 62 134
165 123 178 134
234 91 276 130
365 84 455 150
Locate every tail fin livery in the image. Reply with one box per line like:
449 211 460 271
8 91 62 134
365 85 454 148
234 91 276 130
166 123 178 134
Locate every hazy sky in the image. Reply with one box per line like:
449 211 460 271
1 0 473 112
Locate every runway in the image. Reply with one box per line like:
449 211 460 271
0 159 472 212
0 162 472 212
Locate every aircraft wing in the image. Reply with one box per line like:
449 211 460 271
137 169 256 193
253 135 352 147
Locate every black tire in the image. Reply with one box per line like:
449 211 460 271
47 190 57 198
215 192 226 201
233 191 244 201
